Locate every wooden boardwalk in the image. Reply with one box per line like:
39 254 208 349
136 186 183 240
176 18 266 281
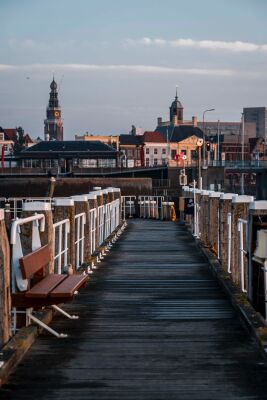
2 220 267 399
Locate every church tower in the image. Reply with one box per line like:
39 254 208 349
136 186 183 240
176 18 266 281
44 78 63 141
169 88 183 124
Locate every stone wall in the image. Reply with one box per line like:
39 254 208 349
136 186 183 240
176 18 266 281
0 177 152 197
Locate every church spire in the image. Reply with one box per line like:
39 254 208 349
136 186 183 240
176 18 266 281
169 88 183 124
44 78 63 141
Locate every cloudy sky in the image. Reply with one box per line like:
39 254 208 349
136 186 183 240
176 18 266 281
0 0 267 139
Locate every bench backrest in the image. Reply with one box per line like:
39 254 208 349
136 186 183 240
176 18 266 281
19 244 51 279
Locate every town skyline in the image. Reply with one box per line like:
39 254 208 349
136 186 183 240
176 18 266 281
0 0 266 139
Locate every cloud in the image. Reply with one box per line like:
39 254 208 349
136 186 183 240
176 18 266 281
0 63 264 78
123 37 267 53
8 38 36 48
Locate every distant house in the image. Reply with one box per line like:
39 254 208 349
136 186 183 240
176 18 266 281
119 134 143 167
14 140 118 173
0 129 13 157
249 137 267 161
156 125 204 166
75 134 119 150
0 127 34 167
142 131 167 167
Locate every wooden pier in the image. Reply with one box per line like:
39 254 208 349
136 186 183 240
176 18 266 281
2 220 267 399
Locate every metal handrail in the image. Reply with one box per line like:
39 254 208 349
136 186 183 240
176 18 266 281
10 214 45 244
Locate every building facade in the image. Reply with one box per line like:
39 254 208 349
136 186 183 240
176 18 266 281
142 131 167 167
119 134 143 167
75 134 119 150
16 141 118 173
243 107 267 140
44 79 63 141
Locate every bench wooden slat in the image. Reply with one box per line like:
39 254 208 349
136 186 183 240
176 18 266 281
50 275 88 298
20 245 51 279
25 274 67 298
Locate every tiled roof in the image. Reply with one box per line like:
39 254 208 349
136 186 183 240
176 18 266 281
4 129 17 141
143 131 166 143
156 125 203 143
22 140 117 153
2 129 33 143
24 134 33 144
119 134 143 145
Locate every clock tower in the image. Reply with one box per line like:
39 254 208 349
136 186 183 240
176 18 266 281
44 78 63 141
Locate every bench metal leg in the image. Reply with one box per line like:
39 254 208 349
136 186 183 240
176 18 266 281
26 309 68 338
52 305 79 320
87 265 94 274
91 261 97 269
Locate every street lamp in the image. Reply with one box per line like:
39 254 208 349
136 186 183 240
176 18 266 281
196 138 204 189
202 108 215 166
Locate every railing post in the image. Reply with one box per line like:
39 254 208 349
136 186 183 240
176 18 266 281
219 193 238 272
71 195 90 266
87 193 98 257
0 209 11 346
208 192 222 256
93 190 105 247
112 188 122 225
199 190 213 245
247 201 267 305
53 199 75 270
231 196 254 288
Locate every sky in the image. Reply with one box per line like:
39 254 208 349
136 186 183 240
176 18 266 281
0 0 267 139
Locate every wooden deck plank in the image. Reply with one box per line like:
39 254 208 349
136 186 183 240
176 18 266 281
2 220 267 399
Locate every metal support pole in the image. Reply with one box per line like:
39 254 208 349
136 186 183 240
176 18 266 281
217 120 220 162
241 113 245 195
227 212 232 273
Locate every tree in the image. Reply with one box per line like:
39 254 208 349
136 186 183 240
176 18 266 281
12 127 26 155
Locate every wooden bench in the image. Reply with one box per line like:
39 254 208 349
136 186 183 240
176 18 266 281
12 244 88 337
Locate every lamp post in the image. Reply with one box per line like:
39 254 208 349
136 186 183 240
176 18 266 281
217 119 220 162
166 127 170 167
202 108 215 166
196 138 204 189
241 112 245 195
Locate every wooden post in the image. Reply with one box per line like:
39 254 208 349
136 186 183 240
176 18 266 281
219 194 238 272
231 196 254 288
208 192 222 256
0 209 11 346
199 190 212 246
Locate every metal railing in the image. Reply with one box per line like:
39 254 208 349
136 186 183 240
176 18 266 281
10 213 46 334
0 197 53 219
121 196 136 219
138 196 165 219
98 205 105 246
209 160 267 169
90 208 97 255
114 198 120 230
104 202 111 240
53 219 70 274
74 212 86 270
237 218 248 293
